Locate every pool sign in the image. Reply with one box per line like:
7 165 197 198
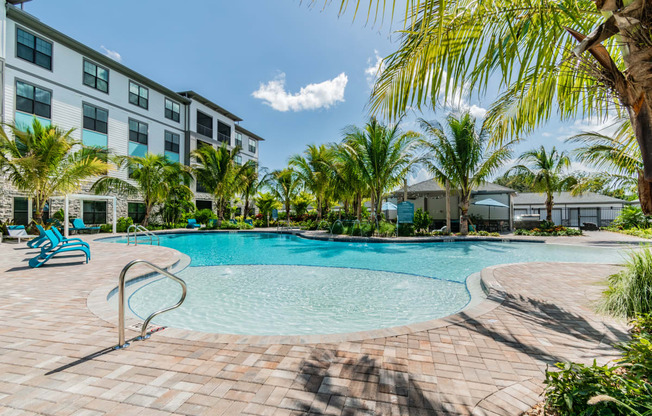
397 201 414 223
271 209 278 220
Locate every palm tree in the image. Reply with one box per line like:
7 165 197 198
191 144 241 222
331 143 368 220
289 144 335 219
237 161 265 219
421 112 514 235
91 153 191 226
332 1 652 208
266 168 301 225
255 192 280 227
509 146 575 222
342 118 420 224
292 191 314 218
0 119 109 223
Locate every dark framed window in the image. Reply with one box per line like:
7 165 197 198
83 104 108 134
217 121 231 145
165 98 180 122
196 140 211 150
129 81 148 109
234 155 242 165
83 60 109 93
165 131 180 153
13 197 29 225
16 81 51 118
248 138 257 154
83 201 107 225
128 202 146 224
129 119 148 145
235 133 243 148
195 200 212 211
196 111 213 138
16 28 52 70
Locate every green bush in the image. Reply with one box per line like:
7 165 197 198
116 217 133 233
514 227 582 236
100 224 112 233
468 231 500 237
397 223 414 237
598 249 652 318
606 227 652 239
378 221 396 237
194 209 216 225
413 208 431 232
330 221 344 234
613 206 650 230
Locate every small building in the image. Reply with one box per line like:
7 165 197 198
512 192 632 227
392 179 516 231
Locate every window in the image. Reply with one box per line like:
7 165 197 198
129 81 148 109
13 197 29 225
217 121 231 145
248 138 257 154
196 200 212 211
234 155 242 165
165 98 180 122
165 131 180 153
16 28 52 70
83 60 109 93
129 119 148 144
83 104 108 134
235 133 243 148
197 111 212 138
16 81 51 118
128 202 146 224
83 201 107 225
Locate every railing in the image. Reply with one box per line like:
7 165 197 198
196 124 213 138
217 132 231 145
116 260 187 349
330 219 344 235
126 224 160 246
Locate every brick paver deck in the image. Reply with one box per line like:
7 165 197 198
0 234 630 415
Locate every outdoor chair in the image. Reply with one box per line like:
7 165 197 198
1 225 38 243
70 218 101 234
29 230 90 268
244 219 253 226
186 219 201 229
229 219 237 225
208 219 218 228
27 225 49 248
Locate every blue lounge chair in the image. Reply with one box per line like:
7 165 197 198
40 228 90 254
52 227 89 248
2 225 38 244
27 224 49 248
29 230 90 268
70 218 101 234
244 219 253 226
208 219 218 228
186 219 201 229
229 219 237 225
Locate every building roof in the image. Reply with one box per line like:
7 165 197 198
393 179 515 196
178 91 242 122
235 124 265 141
7 6 192 105
513 192 631 206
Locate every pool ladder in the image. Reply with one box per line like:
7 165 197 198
115 260 187 349
126 225 160 246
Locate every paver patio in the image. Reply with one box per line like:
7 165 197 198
0 233 636 415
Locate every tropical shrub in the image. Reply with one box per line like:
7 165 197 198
598 249 652 318
613 206 650 230
606 227 652 239
116 217 133 233
377 221 396 237
468 231 500 237
514 224 582 236
194 209 216 225
330 221 344 234
413 208 431 232
100 224 112 233
397 223 414 237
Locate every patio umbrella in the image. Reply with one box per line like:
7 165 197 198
381 202 397 211
473 198 508 221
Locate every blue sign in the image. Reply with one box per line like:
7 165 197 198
271 209 278 220
397 201 414 223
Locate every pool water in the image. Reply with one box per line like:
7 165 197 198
109 233 626 335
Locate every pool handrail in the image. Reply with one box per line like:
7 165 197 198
126 224 159 246
116 259 187 349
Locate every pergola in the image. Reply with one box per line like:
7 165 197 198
51 194 117 237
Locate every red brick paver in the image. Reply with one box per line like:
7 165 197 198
0 235 629 415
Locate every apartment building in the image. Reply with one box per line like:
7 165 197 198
0 1 264 225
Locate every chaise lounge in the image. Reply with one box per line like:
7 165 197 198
2 225 38 244
70 218 101 234
186 219 201 229
29 230 90 268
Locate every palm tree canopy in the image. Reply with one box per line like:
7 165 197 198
191 144 240 199
510 146 575 194
266 168 301 206
421 112 514 197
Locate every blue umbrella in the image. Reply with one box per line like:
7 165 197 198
473 198 508 221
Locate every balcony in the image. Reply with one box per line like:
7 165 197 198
217 132 230 145
197 124 213 138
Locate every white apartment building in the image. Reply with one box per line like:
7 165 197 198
0 1 264 225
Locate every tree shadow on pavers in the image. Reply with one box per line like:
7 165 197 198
293 349 471 415
455 291 628 366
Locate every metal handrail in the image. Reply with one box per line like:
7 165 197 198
116 259 187 349
330 219 344 235
127 225 159 246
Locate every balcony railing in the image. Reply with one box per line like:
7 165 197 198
217 132 230 145
197 124 212 138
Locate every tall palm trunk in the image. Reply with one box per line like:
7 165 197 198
638 170 652 215
459 194 470 235
545 193 554 222
445 180 451 232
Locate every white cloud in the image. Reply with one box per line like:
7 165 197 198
100 46 121 62
437 72 487 119
541 132 552 137
365 50 385 87
252 73 348 112
407 167 433 185
556 115 621 142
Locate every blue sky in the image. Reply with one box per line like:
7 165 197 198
23 0 615 180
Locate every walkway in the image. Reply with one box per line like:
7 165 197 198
0 235 630 415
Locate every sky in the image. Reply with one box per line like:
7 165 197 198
21 0 619 183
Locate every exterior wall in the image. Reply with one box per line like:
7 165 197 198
513 202 627 226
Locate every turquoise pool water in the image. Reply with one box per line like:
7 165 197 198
108 233 627 335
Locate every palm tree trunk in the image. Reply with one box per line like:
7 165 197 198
243 196 250 219
460 194 470 235
637 170 652 215
445 180 451 232
142 203 152 226
356 193 362 221
545 193 553 222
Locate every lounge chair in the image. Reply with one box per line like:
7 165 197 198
29 230 90 268
186 219 201 229
1 225 38 243
27 224 49 248
244 219 253 226
40 227 90 254
51 227 89 248
70 218 101 234
208 219 218 228
229 219 237 225
436 225 447 233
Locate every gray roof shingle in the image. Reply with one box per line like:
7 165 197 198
513 192 631 205
393 179 515 195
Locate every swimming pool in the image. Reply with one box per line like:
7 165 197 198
107 232 626 335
